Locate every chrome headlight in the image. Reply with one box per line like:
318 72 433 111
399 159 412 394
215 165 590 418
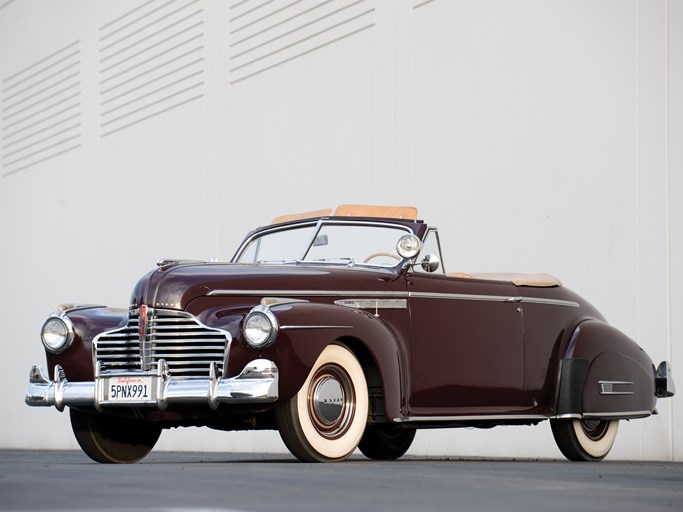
396 234 422 259
40 314 74 353
243 305 278 349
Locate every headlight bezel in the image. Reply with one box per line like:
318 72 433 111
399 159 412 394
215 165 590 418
242 305 278 349
40 313 75 354
396 234 422 259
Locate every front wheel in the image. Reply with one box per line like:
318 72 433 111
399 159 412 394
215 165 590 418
70 408 161 463
358 425 416 460
275 344 369 462
550 418 619 461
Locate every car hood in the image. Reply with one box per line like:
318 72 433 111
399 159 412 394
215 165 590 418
130 262 402 310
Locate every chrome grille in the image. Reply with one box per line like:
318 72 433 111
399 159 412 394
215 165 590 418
94 308 230 378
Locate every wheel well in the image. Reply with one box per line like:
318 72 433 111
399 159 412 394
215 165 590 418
336 336 386 423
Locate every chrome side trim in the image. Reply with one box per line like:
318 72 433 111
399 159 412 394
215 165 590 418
392 410 652 423
410 292 579 307
208 289 410 297
25 359 279 410
598 380 635 395
582 410 651 419
555 413 582 420
207 289 579 308
396 414 549 423
280 325 353 330
521 297 580 308
335 298 408 310
410 292 513 302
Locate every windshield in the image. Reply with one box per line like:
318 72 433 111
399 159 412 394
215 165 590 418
235 222 411 267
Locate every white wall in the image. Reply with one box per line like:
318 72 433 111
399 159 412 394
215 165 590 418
0 0 679 461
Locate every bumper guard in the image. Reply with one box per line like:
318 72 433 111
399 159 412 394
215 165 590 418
655 361 675 398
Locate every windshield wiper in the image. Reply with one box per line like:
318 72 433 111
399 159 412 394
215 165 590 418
255 259 299 264
305 257 356 267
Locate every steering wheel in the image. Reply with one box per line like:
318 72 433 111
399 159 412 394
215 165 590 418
363 252 401 263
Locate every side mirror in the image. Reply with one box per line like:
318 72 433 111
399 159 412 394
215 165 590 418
420 253 441 273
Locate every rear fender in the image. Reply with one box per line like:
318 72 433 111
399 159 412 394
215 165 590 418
556 320 656 418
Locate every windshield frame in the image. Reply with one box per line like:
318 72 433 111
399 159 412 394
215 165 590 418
232 219 416 268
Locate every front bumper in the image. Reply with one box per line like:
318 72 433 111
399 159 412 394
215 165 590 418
25 358 279 411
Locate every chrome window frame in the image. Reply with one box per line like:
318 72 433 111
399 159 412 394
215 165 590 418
404 227 446 275
232 219 416 269
232 220 320 264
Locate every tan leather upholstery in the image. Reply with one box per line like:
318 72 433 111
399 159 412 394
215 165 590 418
446 272 474 279
334 204 418 220
446 272 562 287
271 208 333 225
271 205 419 224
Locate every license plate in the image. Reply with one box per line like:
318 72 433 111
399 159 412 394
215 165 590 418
104 375 155 403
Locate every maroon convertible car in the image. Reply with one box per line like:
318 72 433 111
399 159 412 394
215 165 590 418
26 205 674 463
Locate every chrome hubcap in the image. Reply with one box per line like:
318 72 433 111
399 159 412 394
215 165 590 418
580 420 609 441
307 364 355 439
313 377 344 425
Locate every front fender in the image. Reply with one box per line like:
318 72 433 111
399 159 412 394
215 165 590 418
267 301 408 421
45 306 128 382
556 320 656 418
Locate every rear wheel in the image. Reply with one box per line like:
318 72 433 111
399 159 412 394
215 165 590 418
358 425 416 460
550 418 618 461
275 344 368 462
70 408 161 463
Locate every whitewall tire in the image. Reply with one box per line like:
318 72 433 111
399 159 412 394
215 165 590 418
276 344 368 462
551 418 619 461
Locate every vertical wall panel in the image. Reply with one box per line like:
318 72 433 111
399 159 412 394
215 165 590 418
228 0 375 84
1 40 82 176
98 0 206 137
666 0 682 462
635 0 671 461
224 0 378 227
0 0 679 460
